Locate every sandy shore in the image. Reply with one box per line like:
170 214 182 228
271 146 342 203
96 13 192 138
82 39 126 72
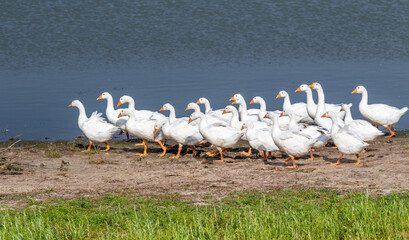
0 134 408 207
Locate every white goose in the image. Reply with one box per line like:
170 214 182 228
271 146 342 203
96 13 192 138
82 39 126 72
230 94 259 121
159 103 203 158
69 100 119 152
295 84 345 119
341 103 384 141
352 86 408 137
241 122 279 161
118 109 166 156
309 83 345 130
189 112 243 162
265 112 317 168
223 102 269 156
185 102 228 126
250 96 291 128
222 105 243 130
97 92 129 141
282 109 329 161
276 90 312 122
321 111 368 166
196 97 230 122
117 95 165 120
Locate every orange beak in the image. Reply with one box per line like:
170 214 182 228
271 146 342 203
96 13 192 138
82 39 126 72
154 128 158 135
185 106 189 111
308 83 315 88
241 125 245 130
196 100 200 104
321 113 327 118
117 100 122 107
118 113 122 118
264 114 268 118
97 95 103 100
159 107 164 111
222 109 227 114
279 112 284 117
276 93 282 99
295 87 301 92
352 88 357 94
232 100 237 104
250 99 254 104
229 96 235 101
188 118 192 124
68 103 73 107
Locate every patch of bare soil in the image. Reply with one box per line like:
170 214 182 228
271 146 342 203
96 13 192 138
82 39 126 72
0 134 408 207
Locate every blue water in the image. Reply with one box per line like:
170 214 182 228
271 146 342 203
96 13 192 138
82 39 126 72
0 0 408 140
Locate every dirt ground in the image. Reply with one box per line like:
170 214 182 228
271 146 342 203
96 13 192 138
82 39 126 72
0 133 409 207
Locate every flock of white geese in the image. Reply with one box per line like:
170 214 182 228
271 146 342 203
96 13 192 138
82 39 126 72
69 83 408 168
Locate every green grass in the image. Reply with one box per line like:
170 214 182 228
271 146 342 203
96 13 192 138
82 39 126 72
404 144 409 150
0 189 408 239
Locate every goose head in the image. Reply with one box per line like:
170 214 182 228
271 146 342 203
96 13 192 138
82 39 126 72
196 97 208 105
117 109 132 118
97 92 111 101
154 118 168 135
341 103 353 111
68 100 82 108
241 121 254 130
352 86 366 94
230 93 243 104
250 96 262 104
185 102 200 112
222 105 237 114
321 111 337 119
159 103 173 112
276 90 288 99
295 84 310 92
308 82 322 90
189 112 205 124
117 95 132 107
264 112 275 120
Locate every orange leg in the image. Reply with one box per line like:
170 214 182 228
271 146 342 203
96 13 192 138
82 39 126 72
126 132 130 142
118 130 124 135
241 146 252 156
156 140 167 157
81 141 93 152
285 156 297 168
214 149 225 162
135 140 147 156
385 125 396 138
206 150 219 156
354 154 361 165
268 152 272 158
187 145 197 156
307 149 314 161
170 146 182 159
263 151 267 161
198 140 208 145
331 155 343 166
331 146 338 149
101 142 110 151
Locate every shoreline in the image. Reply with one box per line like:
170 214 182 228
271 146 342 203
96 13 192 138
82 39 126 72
0 133 408 208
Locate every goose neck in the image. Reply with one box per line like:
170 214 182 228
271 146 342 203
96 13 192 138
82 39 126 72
305 89 315 106
282 95 291 110
203 101 211 114
343 108 353 123
359 89 368 107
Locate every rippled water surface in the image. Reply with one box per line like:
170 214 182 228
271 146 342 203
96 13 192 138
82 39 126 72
0 0 408 140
